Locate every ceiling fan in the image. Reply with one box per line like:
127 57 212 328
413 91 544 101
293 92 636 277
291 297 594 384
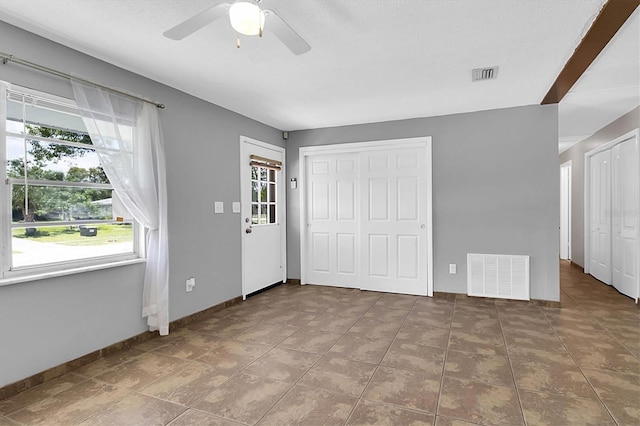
163 0 311 55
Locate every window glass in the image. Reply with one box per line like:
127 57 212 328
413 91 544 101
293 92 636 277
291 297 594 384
5 135 24 177
24 140 103 179
2 86 137 276
11 185 113 222
12 223 134 268
250 164 278 226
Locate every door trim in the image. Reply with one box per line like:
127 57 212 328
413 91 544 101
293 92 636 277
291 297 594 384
299 136 433 296
584 128 639 302
560 160 572 260
240 136 287 298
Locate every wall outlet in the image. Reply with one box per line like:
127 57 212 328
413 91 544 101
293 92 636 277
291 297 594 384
449 264 457 274
186 277 196 292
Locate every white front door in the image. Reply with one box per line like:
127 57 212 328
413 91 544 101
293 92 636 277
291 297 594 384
589 149 612 284
305 153 359 288
360 148 429 295
611 136 639 299
240 137 286 297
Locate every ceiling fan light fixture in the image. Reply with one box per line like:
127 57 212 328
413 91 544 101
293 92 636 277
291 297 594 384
229 1 265 36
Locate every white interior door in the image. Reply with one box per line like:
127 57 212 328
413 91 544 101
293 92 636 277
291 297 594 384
240 138 286 297
560 162 572 260
305 153 359 288
611 136 639 299
360 148 428 295
589 149 612 284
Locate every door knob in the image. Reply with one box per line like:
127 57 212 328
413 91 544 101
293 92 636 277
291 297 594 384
245 228 252 234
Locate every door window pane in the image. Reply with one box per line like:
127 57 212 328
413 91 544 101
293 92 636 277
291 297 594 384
251 204 259 225
268 183 276 202
260 204 268 224
249 164 278 226
269 204 276 224
251 181 258 202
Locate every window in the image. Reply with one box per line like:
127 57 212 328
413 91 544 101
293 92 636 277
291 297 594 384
251 165 277 225
1 84 138 278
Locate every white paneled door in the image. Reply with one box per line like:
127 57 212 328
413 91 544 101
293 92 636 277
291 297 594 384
305 153 360 288
589 149 612 284
611 136 639 299
302 138 432 296
240 137 286 298
586 130 640 301
361 149 428 295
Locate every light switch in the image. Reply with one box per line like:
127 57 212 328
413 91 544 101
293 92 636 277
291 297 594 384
449 264 457 274
232 202 241 213
214 201 224 214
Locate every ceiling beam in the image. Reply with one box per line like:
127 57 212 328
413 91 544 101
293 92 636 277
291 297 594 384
542 0 639 104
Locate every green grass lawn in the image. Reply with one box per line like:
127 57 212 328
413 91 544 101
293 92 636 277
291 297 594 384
13 224 133 246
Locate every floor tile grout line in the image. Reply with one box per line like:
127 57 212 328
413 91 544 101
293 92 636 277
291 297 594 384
589 316 640 361
344 296 446 425
541 310 623 426
496 301 528 426
434 299 457 418
252 291 415 425
244 298 367 426
341 294 409 425
344 298 402 425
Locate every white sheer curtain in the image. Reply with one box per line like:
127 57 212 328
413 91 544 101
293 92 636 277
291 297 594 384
71 80 170 335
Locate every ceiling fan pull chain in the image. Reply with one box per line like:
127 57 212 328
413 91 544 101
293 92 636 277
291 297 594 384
236 36 241 48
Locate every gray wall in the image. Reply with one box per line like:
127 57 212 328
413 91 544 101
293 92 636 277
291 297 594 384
286 105 560 302
0 20 563 388
0 22 282 387
559 107 640 268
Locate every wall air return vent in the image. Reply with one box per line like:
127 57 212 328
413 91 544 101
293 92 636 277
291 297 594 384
467 253 530 300
472 66 499 82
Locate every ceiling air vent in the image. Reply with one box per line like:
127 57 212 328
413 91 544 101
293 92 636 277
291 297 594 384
472 66 499 82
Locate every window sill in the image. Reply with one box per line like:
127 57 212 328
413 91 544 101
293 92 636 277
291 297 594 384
0 258 147 287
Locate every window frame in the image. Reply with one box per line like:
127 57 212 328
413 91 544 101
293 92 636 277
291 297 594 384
250 164 278 226
0 83 143 281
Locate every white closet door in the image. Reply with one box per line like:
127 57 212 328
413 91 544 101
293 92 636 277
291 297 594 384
305 153 360 288
360 148 428 295
612 137 639 299
590 149 612 284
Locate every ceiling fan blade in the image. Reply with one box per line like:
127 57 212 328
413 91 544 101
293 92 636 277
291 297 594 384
163 3 231 40
263 9 311 55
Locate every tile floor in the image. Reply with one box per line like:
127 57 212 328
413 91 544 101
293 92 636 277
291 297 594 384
0 261 638 425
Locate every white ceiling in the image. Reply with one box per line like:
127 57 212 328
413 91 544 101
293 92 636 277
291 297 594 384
0 0 636 143
559 7 640 153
